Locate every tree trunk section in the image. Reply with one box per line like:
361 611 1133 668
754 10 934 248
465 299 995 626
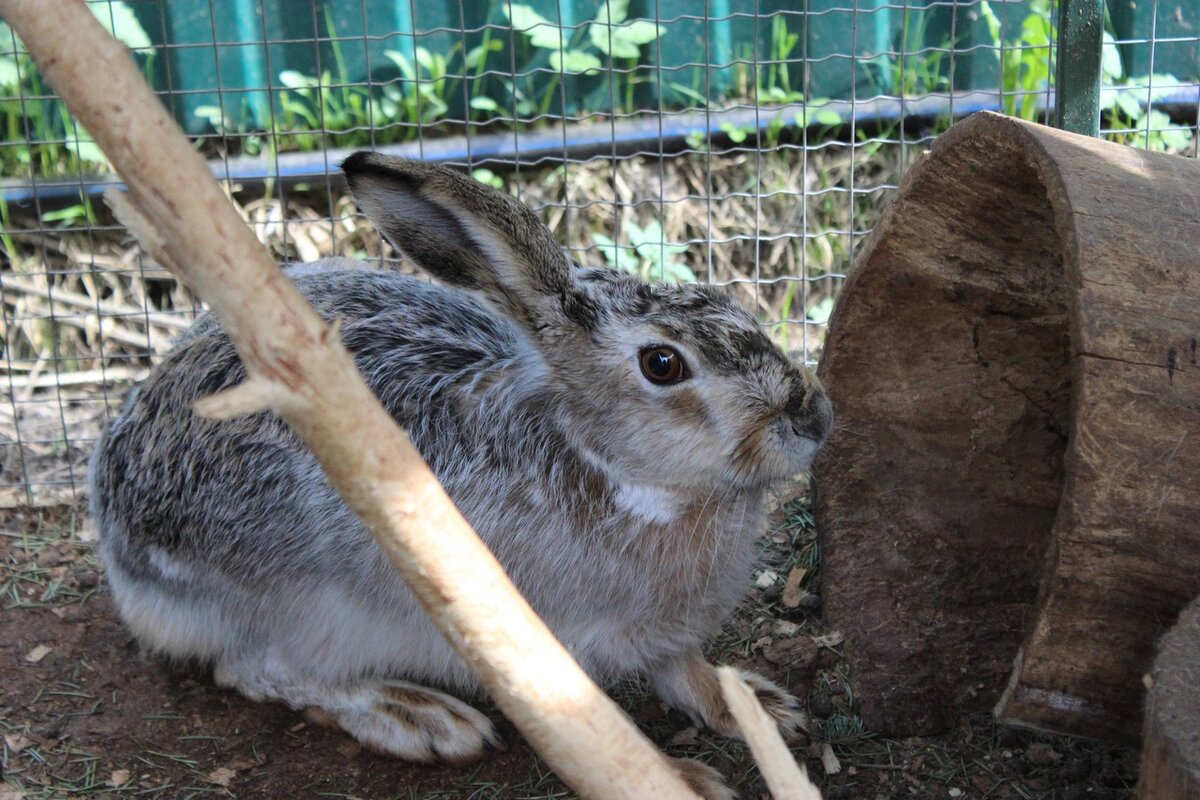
814 111 1200 739
1137 594 1200 800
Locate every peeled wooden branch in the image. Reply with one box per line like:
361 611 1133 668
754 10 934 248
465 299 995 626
718 668 821 800
1137 594 1200 800
815 112 1200 739
0 1 698 796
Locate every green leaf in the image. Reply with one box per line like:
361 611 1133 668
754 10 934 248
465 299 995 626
471 168 504 189
43 204 90 225
90 1 152 51
382 50 416 81
614 19 664 46
662 261 697 283
549 49 602 75
719 121 749 143
504 5 565 50
0 57 21 89
593 232 640 272
469 96 499 111
806 296 836 324
65 135 106 165
504 4 554 30
595 0 631 27
978 1 1002 52
278 70 318 90
1114 90 1143 120
815 108 842 126
1101 31 1124 81
1157 125 1193 152
465 39 503 70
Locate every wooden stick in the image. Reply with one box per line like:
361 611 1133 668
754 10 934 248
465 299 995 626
0 2 698 797
718 668 822 800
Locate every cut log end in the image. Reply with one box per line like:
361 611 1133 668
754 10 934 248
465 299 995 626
815 112 1200 739
816 116 1072 736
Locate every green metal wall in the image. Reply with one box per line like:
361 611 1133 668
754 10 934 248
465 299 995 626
131 0 1198 134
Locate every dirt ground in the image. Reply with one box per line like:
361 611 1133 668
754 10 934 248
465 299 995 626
1 497 1139 800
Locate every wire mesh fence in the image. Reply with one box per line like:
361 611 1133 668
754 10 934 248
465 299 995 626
1 0 1198 504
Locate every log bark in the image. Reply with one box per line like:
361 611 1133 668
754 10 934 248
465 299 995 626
0 2 702 796
1137 594 1200 800
814 111 1200 739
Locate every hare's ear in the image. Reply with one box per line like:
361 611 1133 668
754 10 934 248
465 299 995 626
342 152 576 329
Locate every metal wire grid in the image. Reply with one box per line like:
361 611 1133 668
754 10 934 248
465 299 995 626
1 0 1197 504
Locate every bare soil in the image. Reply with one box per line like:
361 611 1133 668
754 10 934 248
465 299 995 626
1 500 1138 800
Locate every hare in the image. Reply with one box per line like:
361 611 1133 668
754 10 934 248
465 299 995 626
89 154 832 792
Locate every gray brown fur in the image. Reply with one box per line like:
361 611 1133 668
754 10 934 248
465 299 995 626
88 153 832 776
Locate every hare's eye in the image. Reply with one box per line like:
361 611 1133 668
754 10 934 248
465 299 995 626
639 346 687 385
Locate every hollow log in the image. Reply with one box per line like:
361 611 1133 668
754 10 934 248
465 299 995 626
1137 594 1200 800
814 111 1200 739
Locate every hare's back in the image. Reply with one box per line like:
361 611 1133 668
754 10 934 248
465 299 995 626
90 266 519 582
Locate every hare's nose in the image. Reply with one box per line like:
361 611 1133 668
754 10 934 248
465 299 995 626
787 385 833 444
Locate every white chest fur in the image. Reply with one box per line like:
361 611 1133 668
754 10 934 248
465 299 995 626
613 482 681 525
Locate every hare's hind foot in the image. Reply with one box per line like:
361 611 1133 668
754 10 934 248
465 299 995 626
214 661 501 764
331 681 502 764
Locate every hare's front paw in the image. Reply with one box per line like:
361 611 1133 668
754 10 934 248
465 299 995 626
669 757 736 800
734 669 810 742
653 651 810 743
332 681 503 764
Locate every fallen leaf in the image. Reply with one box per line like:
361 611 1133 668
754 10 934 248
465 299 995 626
781 566 808 607
812 631 844 648
774 620 801 638
3 733 32 753
819 742 841 775
108 769 131 788
761 637 819 670
205 767 236 787
669 727 699 747
0 784 28 800
24 645 51 663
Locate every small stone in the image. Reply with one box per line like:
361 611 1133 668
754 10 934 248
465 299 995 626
798 591 823 610
24 645 51 663
809 693 835 718
995 727 1026 748
74 571 100 589
1062 758 1092 783
1025 742 1060 766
